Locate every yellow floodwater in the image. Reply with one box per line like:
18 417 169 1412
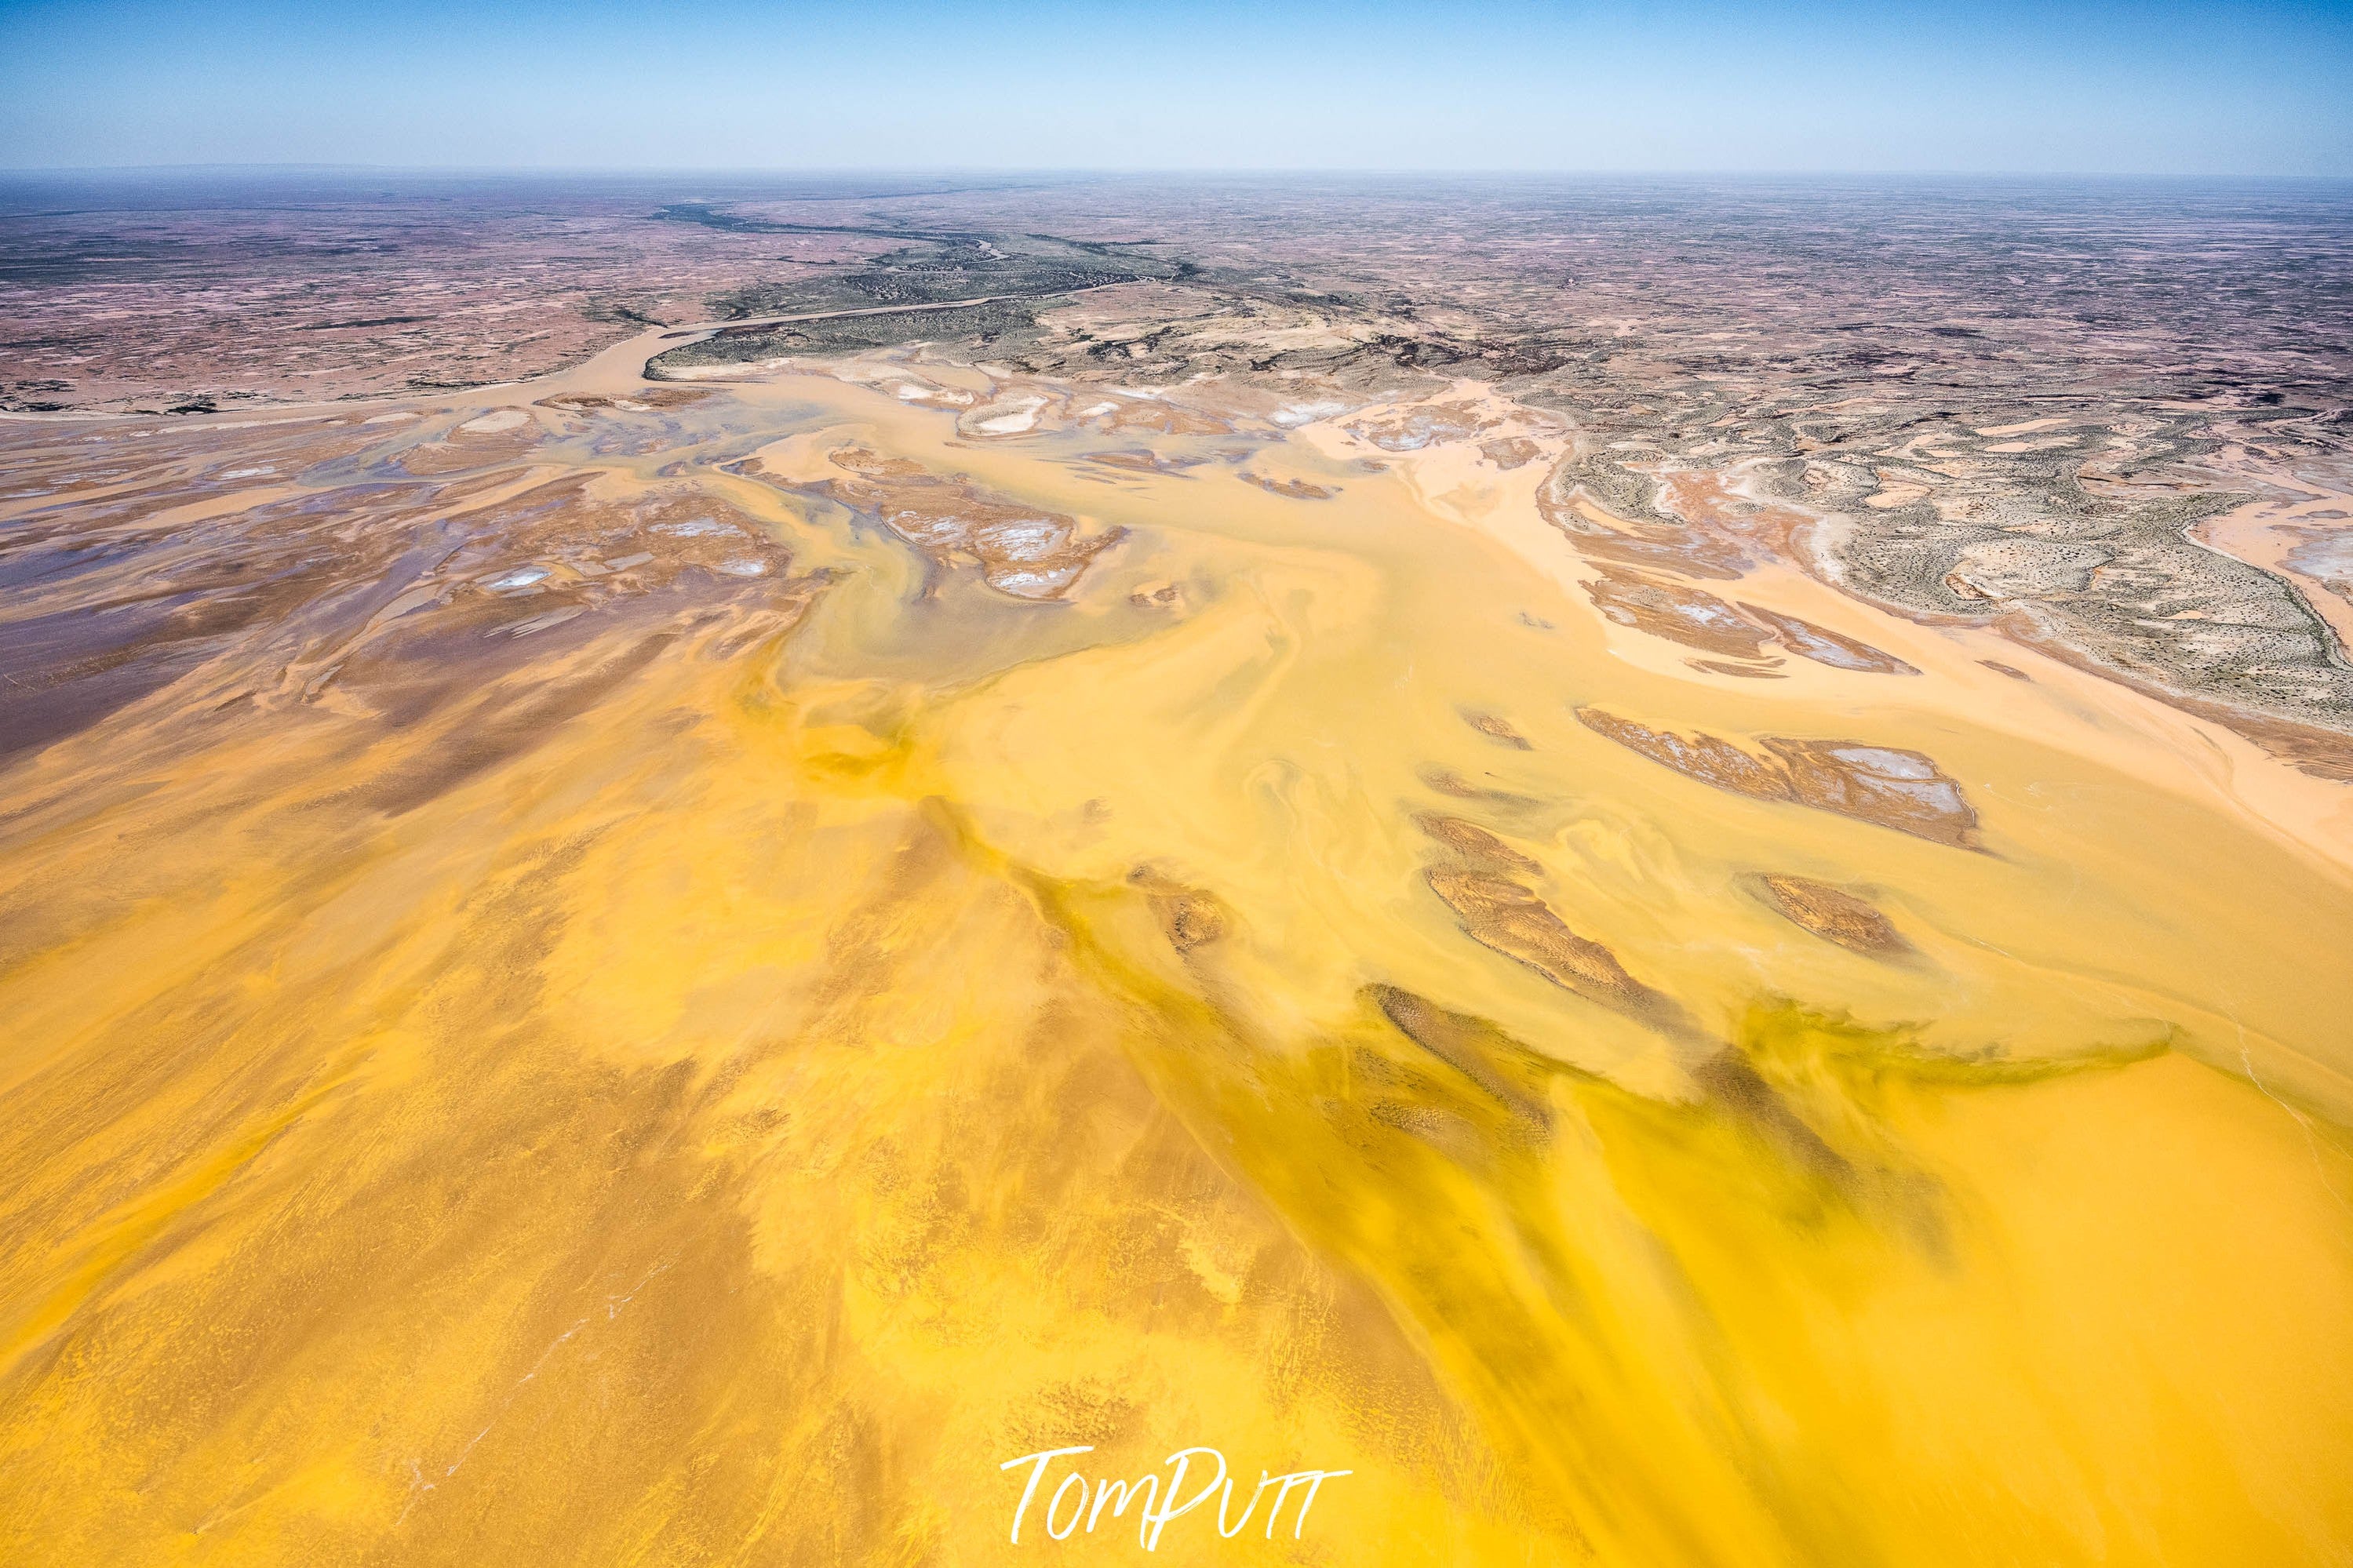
2 358 2350 1566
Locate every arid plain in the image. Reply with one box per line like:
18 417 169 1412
2 175 2351 1566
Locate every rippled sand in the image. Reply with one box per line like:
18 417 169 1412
2 337 2350 1564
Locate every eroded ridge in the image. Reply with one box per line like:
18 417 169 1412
1424 866 1679 1022
814 443 1123 598
1575 708 1983 849
1751 875 1914 959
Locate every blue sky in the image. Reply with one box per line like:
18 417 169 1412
2 0 2348 174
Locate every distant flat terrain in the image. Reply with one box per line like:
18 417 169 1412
6 172 2350 751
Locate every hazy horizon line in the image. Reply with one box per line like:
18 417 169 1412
7 163 2353 184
